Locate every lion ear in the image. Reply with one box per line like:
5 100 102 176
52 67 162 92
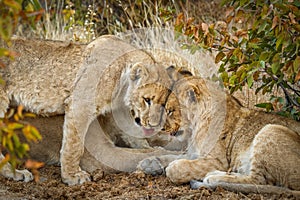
130 63 149 81
187 85 200 103
179 70 193 77
166 65 193 81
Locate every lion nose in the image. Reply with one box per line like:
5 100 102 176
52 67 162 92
135 117 141 126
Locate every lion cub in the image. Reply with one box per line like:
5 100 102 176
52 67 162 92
169 76 300 192
139 76 300 195
0 36 183 185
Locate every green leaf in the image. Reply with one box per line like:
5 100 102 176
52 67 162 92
276 33 285 50
215 51 226 63
271 62 280 74
221 71 229 83
247 74 253 88
272 53 280 63
293 56 300 73
0 48 10 57
30 126 42 141
240 71 247 82
258 20 268 34
239 0 248 6
8 123 24 130
259 60 266 68
259 52 269 61
12 134 20 148
255 102 274 112
0 77 6 85
7 137 14 152
27 0 42 10
229 74 237 86
218 64 225 73
3 0 22 11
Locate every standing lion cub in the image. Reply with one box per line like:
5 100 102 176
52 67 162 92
139 75 300 195
0 35 183 185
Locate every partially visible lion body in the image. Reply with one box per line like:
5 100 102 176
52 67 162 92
0 38 85 116
0 36 186 185
139 76 300 196
22 114 184 175
167 77 300 194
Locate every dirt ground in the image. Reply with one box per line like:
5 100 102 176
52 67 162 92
0 115 297 200
0 165 296 200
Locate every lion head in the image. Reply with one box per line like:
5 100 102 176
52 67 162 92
171 75 227 147
124 63 184 137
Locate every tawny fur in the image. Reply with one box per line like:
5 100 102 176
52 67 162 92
0 36 186 185
23 114 185 175
139 76 300 196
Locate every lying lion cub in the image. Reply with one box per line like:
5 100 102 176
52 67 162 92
0 35 183 185
139 75 300 195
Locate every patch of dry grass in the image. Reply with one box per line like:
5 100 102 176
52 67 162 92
16 0 225 42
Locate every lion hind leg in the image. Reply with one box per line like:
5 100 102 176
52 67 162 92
194 170 300 197
191 179 300 197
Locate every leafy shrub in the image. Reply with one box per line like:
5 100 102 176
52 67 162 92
0 0 43 175
175 0 300 120
0 106 42 174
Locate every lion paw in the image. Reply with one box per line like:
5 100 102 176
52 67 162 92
16 169 34 182
137 157 164 176
62 170 91 185
166 159 191 184
12 169 33 182
203 170 228 184
1 168 33 182
190 180 209 189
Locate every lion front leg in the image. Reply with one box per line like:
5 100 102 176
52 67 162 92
60 111 93 185
166 157 224 184
203 170 260 185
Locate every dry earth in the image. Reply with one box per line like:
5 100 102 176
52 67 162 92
0 165 296 200
0 112 297 199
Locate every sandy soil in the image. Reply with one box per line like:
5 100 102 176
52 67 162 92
0 109 295 199
0 165 296 200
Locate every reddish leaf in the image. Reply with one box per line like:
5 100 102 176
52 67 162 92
225 7 234 18
201 23 209 36
17 105 23 118
295 70 300 82
215 52 226 64
25 159 44 169
271 15 279 29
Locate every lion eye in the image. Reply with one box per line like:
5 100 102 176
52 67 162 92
143 97 151 105
167 109 174 116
